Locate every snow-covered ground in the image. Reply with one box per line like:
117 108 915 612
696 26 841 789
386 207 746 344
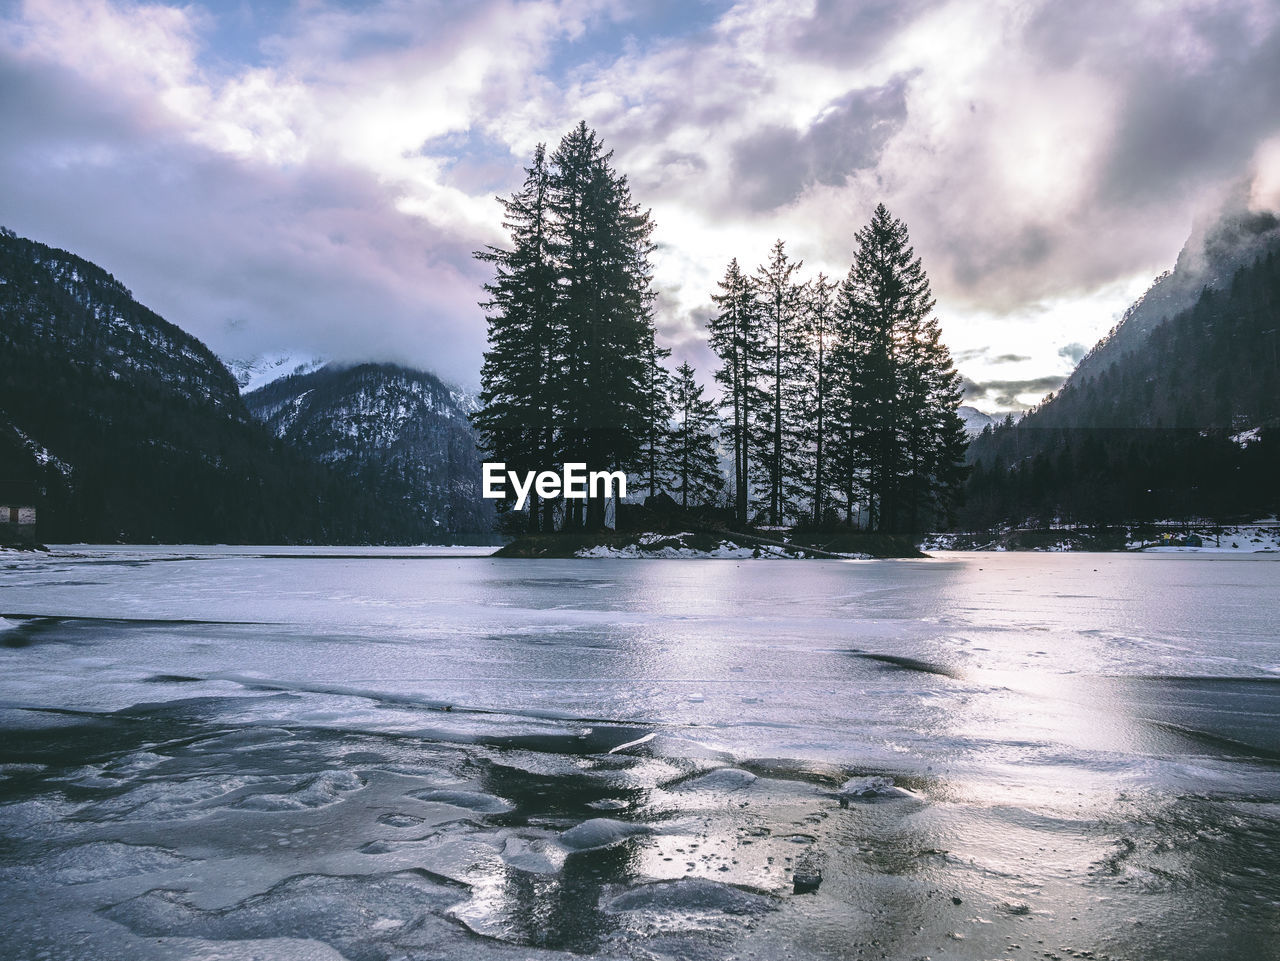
923 521 1280 553
1132 524 1280 552
574 531 867 559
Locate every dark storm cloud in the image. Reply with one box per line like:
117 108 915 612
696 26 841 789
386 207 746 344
965 376 1066 409
730 78 909 211
1058 342 1086 364
783 0 939 65
1093 16 1280 206
947 224 1057 293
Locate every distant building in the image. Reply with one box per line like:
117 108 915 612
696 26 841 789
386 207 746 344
0 480 38 546
0 503 37 546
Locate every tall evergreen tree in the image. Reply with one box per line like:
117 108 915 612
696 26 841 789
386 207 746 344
830 204 963 532
548 122 657 529
474 123 658 532
668 362 723 508
708 258 763 526
797 273 838 525
829 265 871 527
637 337 675 499
473 145 558 531
898 301 968 531
750 240 805 525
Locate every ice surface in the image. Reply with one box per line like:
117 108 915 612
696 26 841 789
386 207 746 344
233 770 365 811
674 767 759 792
604 878 774 916
500 834 566 874
103 871 466 960
559 818 652 852
409 789 515 814
0 840 188 884
835 775 917 801
1 549 1279 960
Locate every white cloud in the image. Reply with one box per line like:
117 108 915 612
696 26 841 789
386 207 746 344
3 0 1280 401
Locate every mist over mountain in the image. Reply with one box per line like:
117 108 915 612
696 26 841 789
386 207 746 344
964 200 1280 527
1068 196 1280 390
225 352 327 394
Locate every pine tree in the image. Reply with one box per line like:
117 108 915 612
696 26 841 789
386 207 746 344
797 273 838 526
637 337 675 499
829 203 965 533
707 258 763 526
669 362 724 508
548 122 657 529
750 240 805 525
473 145 558 531
899 305 968 531
474 124 659 533
857 208 905 530
828 233 884 530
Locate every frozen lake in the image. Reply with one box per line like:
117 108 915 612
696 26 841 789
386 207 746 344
1 548 1278 960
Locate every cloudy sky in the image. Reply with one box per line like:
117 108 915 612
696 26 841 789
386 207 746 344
4 0 1280 410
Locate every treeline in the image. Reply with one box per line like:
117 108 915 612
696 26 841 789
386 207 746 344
707 207 967 533
475 126 968 534
964 247 1280 527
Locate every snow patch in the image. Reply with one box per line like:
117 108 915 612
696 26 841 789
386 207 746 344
226 351 326 394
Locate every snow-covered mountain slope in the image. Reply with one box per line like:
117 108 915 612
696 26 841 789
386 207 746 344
223 351 327 394
0 228 476 543
958 405 995 436
244 363 493 536
0 228 326 540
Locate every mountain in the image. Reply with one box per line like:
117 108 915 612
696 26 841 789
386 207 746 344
0 228 485 543
963 206 1280 528
958 405 997 437
244 363 493 536
224 351 327 394
0 228 246 414
1069 201 1280 388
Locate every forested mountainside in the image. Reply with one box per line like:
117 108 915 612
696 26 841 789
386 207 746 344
0 228 485 543
965 231 1280 527
1067 205 1280 388
244 363 493 537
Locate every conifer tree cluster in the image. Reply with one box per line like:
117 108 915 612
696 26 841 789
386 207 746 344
476 128 964 535
474 123 674 530
708 205 967 533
